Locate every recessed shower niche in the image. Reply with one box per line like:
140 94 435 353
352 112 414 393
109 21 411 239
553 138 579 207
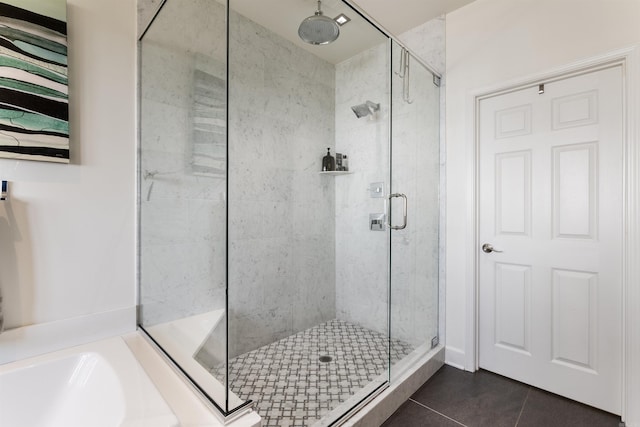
138 0 441 425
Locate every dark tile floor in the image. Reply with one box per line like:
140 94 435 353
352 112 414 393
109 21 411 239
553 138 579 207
383 365 623 427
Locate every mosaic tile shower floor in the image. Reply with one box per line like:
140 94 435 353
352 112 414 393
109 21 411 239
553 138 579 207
217 319 414 427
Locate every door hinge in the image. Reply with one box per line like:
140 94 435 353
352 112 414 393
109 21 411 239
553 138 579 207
433 75 441 87
431 335 440 349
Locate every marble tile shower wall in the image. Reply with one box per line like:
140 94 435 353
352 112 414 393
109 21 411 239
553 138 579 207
334 42 391 336
398 16 445 75
334 18 444 349
137 0 162 38
397 17 446 347
388 46 440 349
139 0 444 360
227 12 336 357
140 0 337 354
139 0 228 326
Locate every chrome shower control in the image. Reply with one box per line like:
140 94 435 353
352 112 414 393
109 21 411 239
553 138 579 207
369 182 385 198
370 213 386 231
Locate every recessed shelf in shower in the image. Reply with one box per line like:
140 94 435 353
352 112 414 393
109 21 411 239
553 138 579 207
319 171 353 176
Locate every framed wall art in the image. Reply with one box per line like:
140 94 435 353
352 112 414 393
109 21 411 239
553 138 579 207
0 0 68 163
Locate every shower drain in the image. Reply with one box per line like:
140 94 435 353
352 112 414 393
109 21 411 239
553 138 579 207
318 355 333 363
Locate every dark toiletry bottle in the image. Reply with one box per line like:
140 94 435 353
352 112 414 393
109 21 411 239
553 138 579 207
322 148 335 171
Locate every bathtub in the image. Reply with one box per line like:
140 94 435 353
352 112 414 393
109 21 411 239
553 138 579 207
0 336 179 427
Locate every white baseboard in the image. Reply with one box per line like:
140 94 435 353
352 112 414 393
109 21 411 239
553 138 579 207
0 306 136 365
444 345 466 370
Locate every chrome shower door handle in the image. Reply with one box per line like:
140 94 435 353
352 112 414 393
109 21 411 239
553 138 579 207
482 243 503 253
387 193 408 230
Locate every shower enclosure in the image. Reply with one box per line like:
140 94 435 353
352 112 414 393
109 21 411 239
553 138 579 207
138 0 441 425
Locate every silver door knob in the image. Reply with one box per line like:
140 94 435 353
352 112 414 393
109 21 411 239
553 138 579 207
482 243 503 253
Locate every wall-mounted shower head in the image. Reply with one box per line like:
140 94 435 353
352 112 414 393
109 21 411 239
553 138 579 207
351 101 380 119
298 0 340 45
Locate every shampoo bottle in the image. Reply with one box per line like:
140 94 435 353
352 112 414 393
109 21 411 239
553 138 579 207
322 148 335 171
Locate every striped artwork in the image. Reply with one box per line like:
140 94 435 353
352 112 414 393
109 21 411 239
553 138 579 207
0 1 68 163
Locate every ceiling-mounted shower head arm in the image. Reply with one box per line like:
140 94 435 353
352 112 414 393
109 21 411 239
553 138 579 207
298 0 340 45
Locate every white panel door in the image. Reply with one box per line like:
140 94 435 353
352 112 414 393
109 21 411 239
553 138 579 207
478 66 623 414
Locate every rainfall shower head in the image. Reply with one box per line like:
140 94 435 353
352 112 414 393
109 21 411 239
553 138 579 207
351 101 380 119
298 0 340 45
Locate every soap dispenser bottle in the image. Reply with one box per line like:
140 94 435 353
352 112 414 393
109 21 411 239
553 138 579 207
322 148 335 171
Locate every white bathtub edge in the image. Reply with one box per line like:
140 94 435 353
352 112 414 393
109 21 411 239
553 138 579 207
0 306 136 365
0 335 180 427
124 331 262 427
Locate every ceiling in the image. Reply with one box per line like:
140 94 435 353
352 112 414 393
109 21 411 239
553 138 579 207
230 0 476 64
352 0 476 35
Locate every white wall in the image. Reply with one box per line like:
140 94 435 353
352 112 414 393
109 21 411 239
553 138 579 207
0 0 136 356
445 0 640 422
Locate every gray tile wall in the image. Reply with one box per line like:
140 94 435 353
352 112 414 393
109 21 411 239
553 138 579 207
138 0 444 358
227 11 336 356
334 42 391 335
333 18 444 349
388 41 440 348
139 0 228 326
398 16 447 346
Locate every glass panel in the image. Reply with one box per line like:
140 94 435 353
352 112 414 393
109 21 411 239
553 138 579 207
226 0 390 423
390 40 441 377
139 1 440 423
138 0 234 413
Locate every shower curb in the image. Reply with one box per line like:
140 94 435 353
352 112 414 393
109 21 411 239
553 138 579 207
344 345 445 426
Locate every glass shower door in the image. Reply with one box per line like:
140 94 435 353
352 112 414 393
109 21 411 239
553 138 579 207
389 40 441 376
